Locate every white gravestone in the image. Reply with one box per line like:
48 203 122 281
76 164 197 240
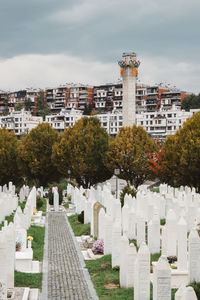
128 209 136 239
98 208 105 240
119 235 129 288
148 211 160 254
166 209 177 256
6 223 15 289
177 216 187 271
153 255 171 300
175 284 187 300
136 215 146 247
126 243 137 288
53 190 59 212
134 242 150 300
181 286 198 300
0 231 7 299
111 221 121 268
104 215 113 255
188 229 200 282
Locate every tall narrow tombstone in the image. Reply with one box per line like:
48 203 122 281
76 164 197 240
119 235 129 288
136 215 146 247
98 208 105 240
5 223 15 289
122 203 129 236
134 242 150 300
126 243 137 287
148 210 160 254
53 190 59 212
177 216 187 271
166 209 177 256
153 255 171 300
104 215 113 255
188 229 200 282
128 209 136 239
0 231 7 299
111 220 121 268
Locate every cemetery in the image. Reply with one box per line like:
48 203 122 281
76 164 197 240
64 182 200 299
0 179 200 299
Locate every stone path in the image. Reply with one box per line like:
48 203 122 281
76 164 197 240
41 212 98 300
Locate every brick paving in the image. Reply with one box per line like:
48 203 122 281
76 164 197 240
43 212 97 300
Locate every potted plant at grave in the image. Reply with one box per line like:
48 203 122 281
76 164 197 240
92 239 104 254
167 256 177 264
16 242 22 252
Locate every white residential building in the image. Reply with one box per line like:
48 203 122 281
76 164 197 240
96 106 198 138
0 109 43 136
45 108 83 133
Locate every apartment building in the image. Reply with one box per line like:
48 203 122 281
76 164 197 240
45 108 83 133
0 109 43 136
8 88 40 114
93 83 189 114
96 106 196 138
45 84 93 113
0 90 9 115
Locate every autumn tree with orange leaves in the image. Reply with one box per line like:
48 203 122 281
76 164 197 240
155 111 200 190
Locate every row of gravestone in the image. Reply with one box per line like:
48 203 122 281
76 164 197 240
0 184 37 299
67 183 199 300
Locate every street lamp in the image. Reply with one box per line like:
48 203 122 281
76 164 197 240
114 169 120 199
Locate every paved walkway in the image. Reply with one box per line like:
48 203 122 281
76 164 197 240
42 212 98 300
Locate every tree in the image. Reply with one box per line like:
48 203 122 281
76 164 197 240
181 94 200 111
0 128 22 185
19 123 61 187
158 111 200 190
36 91 50 119
52 117 112 188
104 125 158 188
15 102 25 111
83 103 94 115
25 98 33 111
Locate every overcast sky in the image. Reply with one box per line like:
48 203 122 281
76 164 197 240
0 0 200 93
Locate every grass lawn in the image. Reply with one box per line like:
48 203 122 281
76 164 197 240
19 199 27 212
86 255 177 300
15 271 42 290
68 214 90 236
40 197 47 212
27 226 45 261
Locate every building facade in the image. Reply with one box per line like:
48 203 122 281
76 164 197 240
0 109 43 136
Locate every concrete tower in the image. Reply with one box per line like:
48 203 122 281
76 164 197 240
118 52 140 126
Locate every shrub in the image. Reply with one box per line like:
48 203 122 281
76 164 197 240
36 196 43 210
120 183 137 207
189 282 200 299
92 239 104 254
78 211 84 224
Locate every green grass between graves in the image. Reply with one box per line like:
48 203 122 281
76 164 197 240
86 255 177 300
68 214 90 236
39 197 47 213
27 225 45 261
15 271 42 290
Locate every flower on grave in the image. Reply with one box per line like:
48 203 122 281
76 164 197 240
31 217 35 222
167 256 177 264
92 239 104 254
33 207 37 215
16 242 21 251
27 236 33 241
